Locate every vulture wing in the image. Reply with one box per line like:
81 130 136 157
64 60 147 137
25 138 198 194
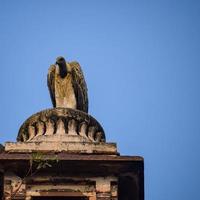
70 62 88 113
47 65 56 107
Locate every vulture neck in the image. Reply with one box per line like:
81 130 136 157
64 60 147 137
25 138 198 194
58 63 68 78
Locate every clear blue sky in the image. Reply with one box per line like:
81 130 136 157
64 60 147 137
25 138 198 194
0 0 200 199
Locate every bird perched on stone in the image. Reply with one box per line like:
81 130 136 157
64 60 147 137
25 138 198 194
47 56 88 113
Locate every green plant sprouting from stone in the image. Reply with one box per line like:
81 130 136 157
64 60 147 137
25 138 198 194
30 152 59 174
11 152 59 199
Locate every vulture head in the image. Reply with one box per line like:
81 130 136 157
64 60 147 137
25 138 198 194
56 56 68 78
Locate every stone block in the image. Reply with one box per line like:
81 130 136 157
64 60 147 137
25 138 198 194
4 141 117 155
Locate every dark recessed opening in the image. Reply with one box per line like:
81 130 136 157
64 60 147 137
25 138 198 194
32 197 88 200
118 175 139 200
0 172 3 200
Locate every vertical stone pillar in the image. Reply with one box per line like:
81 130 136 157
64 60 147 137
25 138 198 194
96 193 111 200
4 174 12 200
3 171 25 200
25 196 31 200
96 178 112 200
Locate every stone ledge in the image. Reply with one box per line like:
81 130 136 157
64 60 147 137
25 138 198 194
0 153 143 161
4 141 117 155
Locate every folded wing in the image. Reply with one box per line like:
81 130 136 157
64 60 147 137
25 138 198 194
70 62 88 113
47 65 56 107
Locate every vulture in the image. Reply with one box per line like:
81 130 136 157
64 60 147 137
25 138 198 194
47 56 88 113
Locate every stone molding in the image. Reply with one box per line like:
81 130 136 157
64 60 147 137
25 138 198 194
4 141 117 154
17 108 105 143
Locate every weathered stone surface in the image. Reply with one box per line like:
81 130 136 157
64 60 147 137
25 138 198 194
4 141 117 154
17 108 105 143
0 152 143 200
3 173 116 200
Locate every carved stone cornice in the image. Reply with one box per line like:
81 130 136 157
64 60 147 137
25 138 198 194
17 108 105 143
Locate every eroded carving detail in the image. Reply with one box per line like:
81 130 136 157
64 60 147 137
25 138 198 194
17 108 105 143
